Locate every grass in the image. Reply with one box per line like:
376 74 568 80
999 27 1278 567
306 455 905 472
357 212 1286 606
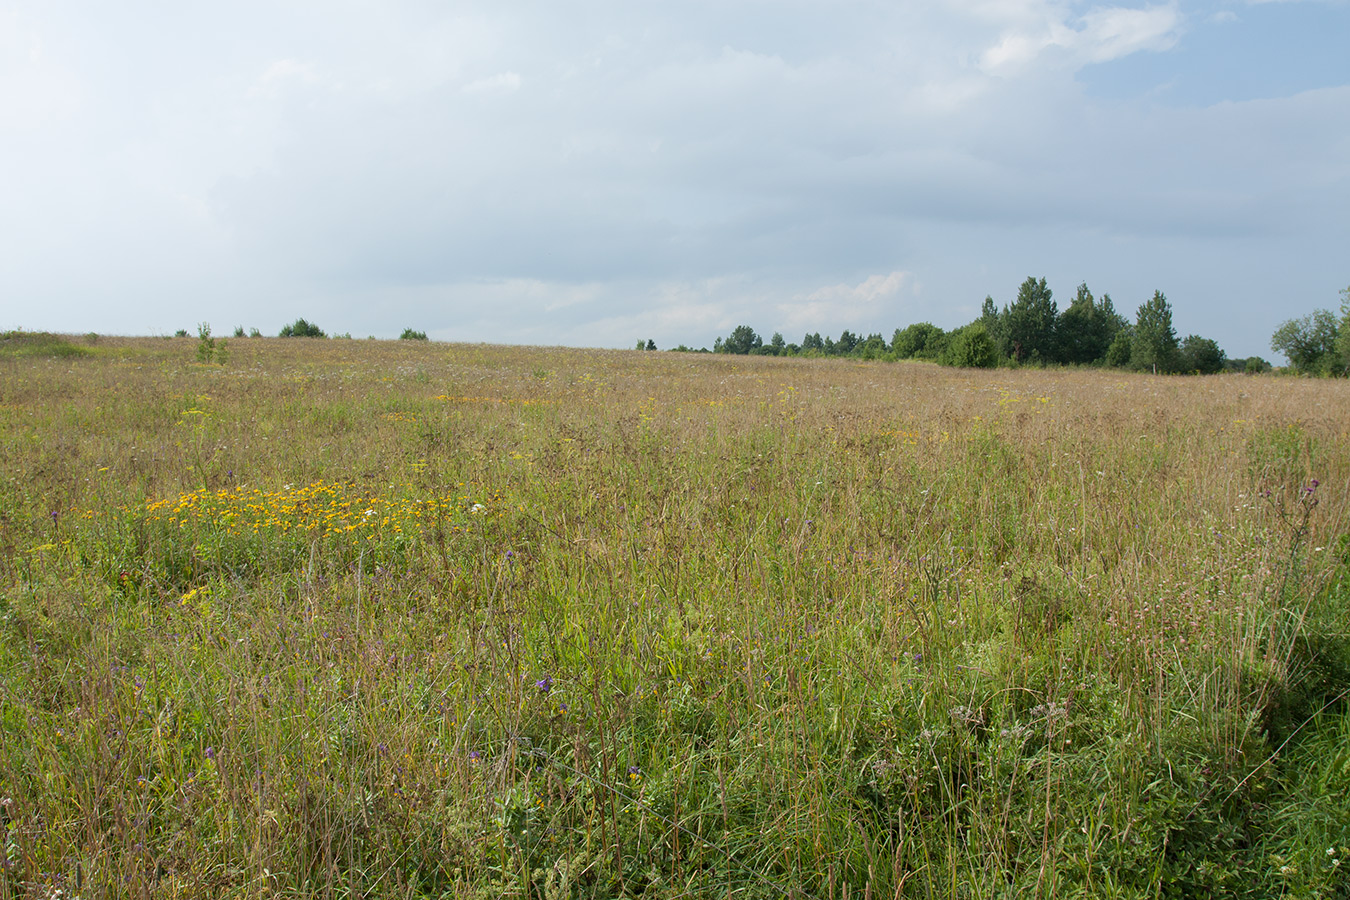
1 335 1348 898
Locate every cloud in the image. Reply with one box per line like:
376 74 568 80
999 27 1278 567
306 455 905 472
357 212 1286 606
462 71 522 94
980 3 1183 73
773 272 918 333
0 0 1345 361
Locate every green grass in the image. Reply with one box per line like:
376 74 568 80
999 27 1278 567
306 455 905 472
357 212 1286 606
1 338 1348 898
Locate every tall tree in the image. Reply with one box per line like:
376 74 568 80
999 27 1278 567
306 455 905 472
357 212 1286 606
1132 291 1179 374
891 323 945 359
1271 309 1339 375
979 295 1006 360
1058 282 1116 365
1004 276 1059 363
1337 285 1350 375
1178 335 1226 374
718 325 763 355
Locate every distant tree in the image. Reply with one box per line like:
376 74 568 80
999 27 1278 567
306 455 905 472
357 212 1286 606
1131 291 1179 373
249 327 262 338
233 326 246 338
1271 309 1339 375
859 333 887 359
1243 356 1272 374
1177 335 1226 374
175 328 189 338
767 333 785 356
1337 285 1350 375
280 318 326 338
834 330 859 355
1004 276 1059 363
1058 283 1121 365
401 328 429 341
978 296 1006 358
891 323 945 359
801 332 824 353
718 325 762 355
1104 328 1133 368
196 323 216 363
942 323 998 368
646 339 657 351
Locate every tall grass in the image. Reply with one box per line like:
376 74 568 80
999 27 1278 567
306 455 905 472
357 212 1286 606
1 337 1347 898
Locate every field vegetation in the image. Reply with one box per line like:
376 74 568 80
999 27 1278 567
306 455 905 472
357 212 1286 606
1 336 1348 898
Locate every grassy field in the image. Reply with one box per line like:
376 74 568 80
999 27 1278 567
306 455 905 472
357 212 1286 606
1 332 1348 899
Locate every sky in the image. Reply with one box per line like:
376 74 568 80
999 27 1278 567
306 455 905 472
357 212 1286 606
1 0 1347 359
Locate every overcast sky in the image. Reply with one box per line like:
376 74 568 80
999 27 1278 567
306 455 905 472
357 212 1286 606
2 0 1346 358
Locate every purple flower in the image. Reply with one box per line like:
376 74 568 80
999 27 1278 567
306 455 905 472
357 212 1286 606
535 676 553 694
468 750 482 761
204 746 215 760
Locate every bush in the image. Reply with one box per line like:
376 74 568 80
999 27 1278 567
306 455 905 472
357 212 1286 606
400 328 429 341
279 318 326 338
941 324 998 368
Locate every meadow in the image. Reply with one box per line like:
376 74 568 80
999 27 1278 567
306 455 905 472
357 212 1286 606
1 332 1348 899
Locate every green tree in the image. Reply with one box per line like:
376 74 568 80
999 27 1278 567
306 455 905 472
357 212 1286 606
1104 328 1133 368
280 318 326 338
941 323 997 368
859 333 887 359
1058 283 1122 365
1131 291 1178 373
717 325 762 355
1333 285 1350 375
891 323 944 359
1004 276 1059 363
401 328 429 341
1271 309 1339 375
196 323 216 363
978 296 1006 360
1177 335 1226 374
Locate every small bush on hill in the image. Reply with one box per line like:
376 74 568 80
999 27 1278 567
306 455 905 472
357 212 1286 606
279 318 326 338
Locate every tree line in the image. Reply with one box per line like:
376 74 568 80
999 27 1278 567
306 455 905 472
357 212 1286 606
666 277 1266 374
1269 285 1350 376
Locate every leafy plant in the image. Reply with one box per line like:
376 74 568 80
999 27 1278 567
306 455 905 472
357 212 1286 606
279 317 326 338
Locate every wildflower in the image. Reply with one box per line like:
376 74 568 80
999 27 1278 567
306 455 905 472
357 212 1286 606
468 750 482 762
627 766 642 782
535 676 553 694
204 746 215 760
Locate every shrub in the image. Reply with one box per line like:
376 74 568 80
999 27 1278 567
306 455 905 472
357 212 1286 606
400 328 429 341
942 323 998 368
279 318 326 338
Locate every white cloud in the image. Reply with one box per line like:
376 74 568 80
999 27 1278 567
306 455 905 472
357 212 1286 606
773 272 917 333
980 3 1182 73
462 71 522 94
0 0 1344 361
250 59 322 97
